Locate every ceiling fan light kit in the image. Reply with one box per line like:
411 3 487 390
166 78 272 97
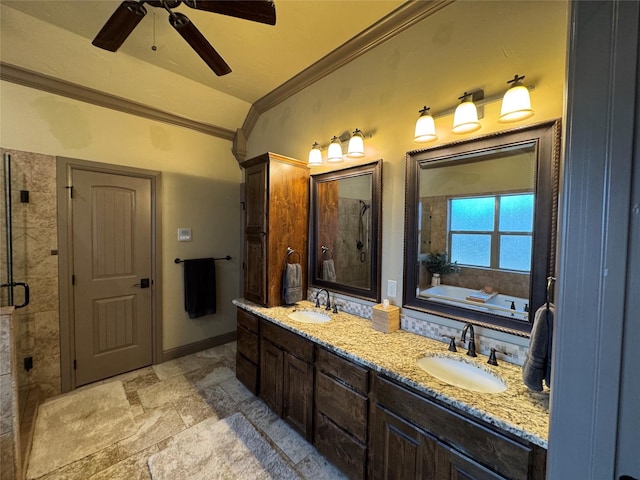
92 0 276 76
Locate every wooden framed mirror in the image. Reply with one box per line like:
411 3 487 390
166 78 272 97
309 160 382 302
403 121 560 333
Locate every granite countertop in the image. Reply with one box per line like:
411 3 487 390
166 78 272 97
233 298 550 449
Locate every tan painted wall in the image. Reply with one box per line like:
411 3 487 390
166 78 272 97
246 1 568 337
1 82 242 371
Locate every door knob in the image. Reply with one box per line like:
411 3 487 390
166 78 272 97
133 278 150 288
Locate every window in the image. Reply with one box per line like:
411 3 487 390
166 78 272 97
449 193 533 271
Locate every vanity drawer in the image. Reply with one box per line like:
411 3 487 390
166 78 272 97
260 320 314 363
237 309 259 333
372 374 532 480
316 347 369 395
315 411 367 480
236 352 258 395
237 325 259 364
316 371 368 442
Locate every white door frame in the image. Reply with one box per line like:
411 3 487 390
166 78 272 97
57 157 163 392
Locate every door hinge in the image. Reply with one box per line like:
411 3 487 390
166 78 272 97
71 274 75 285
73 359 77 370
65 185 73 198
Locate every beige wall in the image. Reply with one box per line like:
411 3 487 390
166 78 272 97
246 1 567 342
1 81 242 394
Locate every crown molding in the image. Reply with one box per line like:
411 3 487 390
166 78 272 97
241 0 454 140
0 62 235 140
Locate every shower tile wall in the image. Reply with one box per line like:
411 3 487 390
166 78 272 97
0 149 60 399
336 197 369 289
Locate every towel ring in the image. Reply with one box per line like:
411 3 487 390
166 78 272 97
286 247 301 264
321 245 333 260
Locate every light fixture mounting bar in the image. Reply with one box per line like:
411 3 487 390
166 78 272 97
431 85 535 119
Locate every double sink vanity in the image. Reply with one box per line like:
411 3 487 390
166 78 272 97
236 122 561 479
233 298 549 480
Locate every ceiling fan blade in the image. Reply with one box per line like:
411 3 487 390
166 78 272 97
184 1 276 26
169 12 232 76
92 1 147 52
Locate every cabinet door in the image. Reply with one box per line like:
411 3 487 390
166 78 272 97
244 233 267 305
369 404 437 480
245 162 267 234
283 352 314 441
260 338 283 416
437 445 508 480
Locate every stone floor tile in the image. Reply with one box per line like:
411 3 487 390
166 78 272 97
136 375 195 410
184 365 235 391
117 406 185 459
88 445 158 480
219 376 254 404
296 450 349 480
173 385 238 428
39 445 120 480
262 419 315 465
239 398 280 432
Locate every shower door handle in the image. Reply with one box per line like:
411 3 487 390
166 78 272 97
0 282 29 308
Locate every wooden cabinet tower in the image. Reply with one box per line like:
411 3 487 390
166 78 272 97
241 152 309 307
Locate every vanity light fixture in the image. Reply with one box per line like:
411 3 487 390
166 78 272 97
327 136 344 163
308 142 323 166
347 129 365 157
413 106 438 143
452 91 481 134
499 74 534 123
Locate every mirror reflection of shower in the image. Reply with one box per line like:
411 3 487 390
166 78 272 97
357 200 370 263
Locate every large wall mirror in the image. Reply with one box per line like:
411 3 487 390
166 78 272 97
309 160 382 302
403 121 560 333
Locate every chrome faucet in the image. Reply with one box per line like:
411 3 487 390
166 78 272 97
461 323 477 357
314 289 332 310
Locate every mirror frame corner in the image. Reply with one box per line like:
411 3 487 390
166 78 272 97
309 160 383 302
402 120 561 334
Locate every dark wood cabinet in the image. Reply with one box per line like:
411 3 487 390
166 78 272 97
369 404 438 480
259 319 314 440
370 374 546 480
235 309 547 480
314 347 369 480
241 153 309 307
236 309 260 394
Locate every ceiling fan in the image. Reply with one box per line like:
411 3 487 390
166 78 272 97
92 0 276 76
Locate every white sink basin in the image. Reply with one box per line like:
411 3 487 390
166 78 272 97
416 355 507 393
287 310 331 324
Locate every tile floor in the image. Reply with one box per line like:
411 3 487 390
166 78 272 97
28 341 347 480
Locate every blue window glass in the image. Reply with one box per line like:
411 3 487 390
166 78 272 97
451 234 491 267
499 194 534 232
450 197 494 231
499 235 532 270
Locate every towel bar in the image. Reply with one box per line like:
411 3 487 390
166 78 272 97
321 245 333 259
174 256 231 264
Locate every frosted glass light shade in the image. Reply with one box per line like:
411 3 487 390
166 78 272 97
347 129 365 157
308 142 323 166
414 107 437 143
499 85 534 123
452 100 481 134
327 136 343 163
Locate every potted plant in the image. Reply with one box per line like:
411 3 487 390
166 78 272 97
422 252 460 286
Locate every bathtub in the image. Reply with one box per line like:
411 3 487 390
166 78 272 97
420 284 529 321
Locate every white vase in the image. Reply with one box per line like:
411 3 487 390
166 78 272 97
431 273 441 287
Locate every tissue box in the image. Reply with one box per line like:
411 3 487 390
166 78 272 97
372 304 400 333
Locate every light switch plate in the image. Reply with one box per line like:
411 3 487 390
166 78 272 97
387 280 397 298
178 228 192 242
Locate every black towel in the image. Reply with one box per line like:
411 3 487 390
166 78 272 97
183 258 216 319
522 303 555 391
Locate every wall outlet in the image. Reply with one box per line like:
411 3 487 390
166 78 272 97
387 280 397 298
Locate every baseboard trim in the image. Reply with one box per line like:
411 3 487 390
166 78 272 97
162 331 237 362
